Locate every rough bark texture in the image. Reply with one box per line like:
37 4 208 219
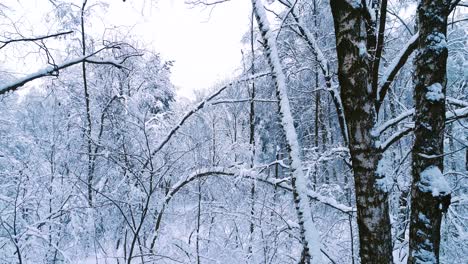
329 1 393 263
408 1 452 263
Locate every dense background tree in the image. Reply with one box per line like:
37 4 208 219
0 0 467 263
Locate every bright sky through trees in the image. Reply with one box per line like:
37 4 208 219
104 0 252 98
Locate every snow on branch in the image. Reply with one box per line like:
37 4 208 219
0 47 135 96
277 0 329 88
149 165 355 253
0 57 86 95
378 106 468 152
210 98 277 105
376 32 419 111
418 166 450 196
152 166 355 239
372 109 415 137
379 124 413 152
447 97 468 108
373 98 467 138
186 0 231 6
446 106 468 121
278 181 355 214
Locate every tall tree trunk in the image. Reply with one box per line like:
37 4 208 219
408 1 452 263
313 62 320 188
248 11 256 258
313 0 320 189
80 0 93 207
196 178 202 264
329 1 393 263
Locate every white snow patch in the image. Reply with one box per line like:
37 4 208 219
375 159 391 193
418 166 450 196
425 83 444 102
358 41 367 57
427 32 447 52
418 212 430 226
349 0 362 9
286 220 300 229
413 249 436 264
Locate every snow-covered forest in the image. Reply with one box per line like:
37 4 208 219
0 0 467 263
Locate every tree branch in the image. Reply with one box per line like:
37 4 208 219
0 30 73 49
0 47 132 96
371 0 388 101
379 106 468 152
376 32 419 112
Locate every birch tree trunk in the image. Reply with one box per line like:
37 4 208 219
251 0 321 262
329 1 393 262
408 1 452 263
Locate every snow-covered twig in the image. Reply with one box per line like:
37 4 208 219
446 106 468 121
379 106 468 151
372 109 415 137
447 97 468 108
379 124 414 152
209 98 277 105
152 167 355 240
373 97 467 138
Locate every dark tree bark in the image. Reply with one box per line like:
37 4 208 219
329 1 393 263
80 0 94 207
248 11 256 258
408 1 452 263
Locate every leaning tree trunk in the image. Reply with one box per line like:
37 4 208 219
251 0 322 262
408 1 452 263
329 1 393 263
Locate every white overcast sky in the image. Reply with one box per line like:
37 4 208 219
105 0 252 98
